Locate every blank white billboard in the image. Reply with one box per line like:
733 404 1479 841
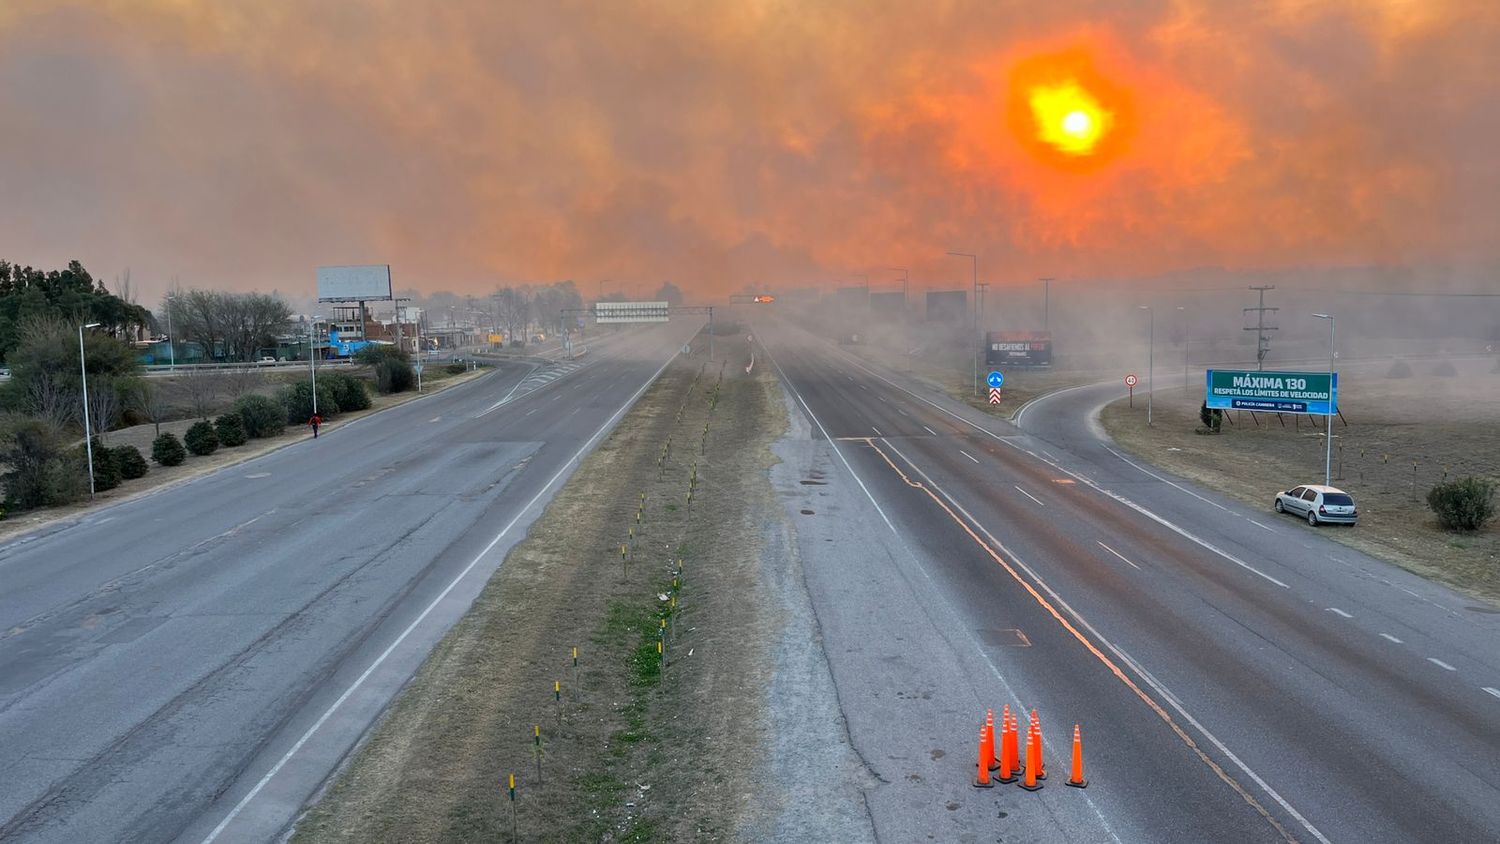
595 301 670 323
317 265 393 302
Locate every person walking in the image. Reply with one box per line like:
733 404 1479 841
309 413 322 438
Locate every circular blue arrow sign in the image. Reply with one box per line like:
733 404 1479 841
987 370 1004 389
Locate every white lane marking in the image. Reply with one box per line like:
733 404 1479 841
1097 541 1142 571
1106 447 1233 513
960 450 980 464
1014 486 1045 506
1249 520 1276 532
1483 687 1500 700
860 384 868 391
871 426 882 436
897 408 909 416
480 363 541 414
1326 607 1353 618
1012 381 1101 428
524 408 537 416
830 354 1294 590
877 438 1330 844
199 349 680 844
1379 633 1403 643
429 417 441 423
922 425 938 436
1428 657 1456 672
552 393 562 401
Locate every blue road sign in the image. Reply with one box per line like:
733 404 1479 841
987 371 1005 389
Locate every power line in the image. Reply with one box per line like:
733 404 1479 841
1243 285 1279 371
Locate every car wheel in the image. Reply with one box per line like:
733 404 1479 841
1307 510 1318 526
1274 499 1285 513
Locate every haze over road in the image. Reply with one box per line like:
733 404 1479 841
758 316 1500 843
0 325 692 843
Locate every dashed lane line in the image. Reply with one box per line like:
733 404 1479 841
1097 541 1142 571
1379 633 1403 643
922 425 938 436
1326 608 1353 618
1428 658 1457 672
1014 486 1045 506
1483 687 1500 700
960 450 980 464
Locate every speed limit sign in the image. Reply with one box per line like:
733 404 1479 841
1124 374 1139 388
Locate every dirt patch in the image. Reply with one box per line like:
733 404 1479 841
292 353 790 842
1101 369 1500 602
0 367 492 543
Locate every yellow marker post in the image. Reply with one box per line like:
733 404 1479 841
555 679 562 722
533 724 543 783
508 773 517 840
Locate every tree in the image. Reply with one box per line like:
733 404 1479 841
233 394 285 438
280 381 339 424
112 445 149 480
165 289 293 362
133 381 171 437
654 281 684 308
85 376 123 445
0 415 86 510
152 432 186 466
494 286 532 341
0 259 149 363
215 412 248 447
77 438 121 491
173 367 228 421
0 317 141 431
184 420 220 456
322 372 371 412
355 346 415 393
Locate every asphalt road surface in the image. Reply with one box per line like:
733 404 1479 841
758 316 1500 843
0 323 693 843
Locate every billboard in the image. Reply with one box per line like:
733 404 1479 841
1206 369 1338 415
986 331 1052 367
925 290 968 323
595 301 670 323
317 265 393 302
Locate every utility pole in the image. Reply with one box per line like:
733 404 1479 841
1040 277 1053 331
947 251 978 396
1243 285 1279 371
394 297 411 353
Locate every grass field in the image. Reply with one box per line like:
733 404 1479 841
1102 356 1500 602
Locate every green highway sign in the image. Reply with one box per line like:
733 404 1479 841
1205 369 1338 415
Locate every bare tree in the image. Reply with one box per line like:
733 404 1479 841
25 368 76 429
86 377 121 445
494 286 532 342
174 367 227 420
133 381 171 437
221 366 265 399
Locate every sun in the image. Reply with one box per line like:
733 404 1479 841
1028 81 1112 156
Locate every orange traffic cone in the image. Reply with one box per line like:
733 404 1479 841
1066 723 1088 788
1019 715 1042 791
1028 710 1047 780
973 724 994 788
997 707 1018 783
984 709 999 771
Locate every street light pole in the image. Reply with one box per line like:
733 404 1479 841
308 316 322 416
1139 305 1154 426
79 322 102 498
947 251 978 396
164 292 176 372
1313 313 1335 487
1040 277 1053 331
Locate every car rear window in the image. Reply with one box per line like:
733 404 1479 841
1323 494 1354 506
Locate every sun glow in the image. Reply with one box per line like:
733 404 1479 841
1029 81 1111 156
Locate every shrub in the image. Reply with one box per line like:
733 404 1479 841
1385 359 1413 379
1198 402 1223 433
184 420 220 456
0 417 86 510
233 394 285 438
322 372 372 412
77 438 121 492
1431 360 1457 377
113 445 149 480
280 380 340 424
215 412 248 447
151 432 187 466
356 345 415 394
1427 477 1496 532
445 362 467 375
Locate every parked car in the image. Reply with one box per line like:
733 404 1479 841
1274 484 1358 526
256 356 278 365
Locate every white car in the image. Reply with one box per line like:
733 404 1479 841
1274 484 1358 526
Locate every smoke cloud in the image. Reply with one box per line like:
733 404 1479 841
0 1 1495 300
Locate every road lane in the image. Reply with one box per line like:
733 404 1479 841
0 324 696 843
759 319 1500 843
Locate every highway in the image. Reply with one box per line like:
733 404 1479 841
757 317 1500 843
0 323 693 843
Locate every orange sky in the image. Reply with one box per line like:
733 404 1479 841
0 0 1496 300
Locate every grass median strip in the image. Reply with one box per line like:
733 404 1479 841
293 352 786 842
